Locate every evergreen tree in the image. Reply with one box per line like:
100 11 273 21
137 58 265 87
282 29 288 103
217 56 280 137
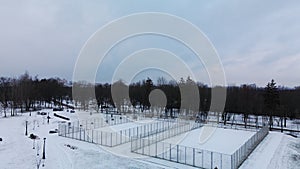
264 79 280 130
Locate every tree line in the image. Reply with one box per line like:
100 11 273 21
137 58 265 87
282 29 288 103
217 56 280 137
0 72 71 117
1 73 300 126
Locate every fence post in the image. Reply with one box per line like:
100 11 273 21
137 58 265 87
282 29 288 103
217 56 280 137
170 143 172 161
87 130 89 142
211 152 213 169
142 139 145 154
129 128 131 139
105 132 107 145
231 154 233 169
155 140 157 157
202 149 204 168
163 142 165 159
79 127 81 140
139 137 142 153
101 131 103 145
193 148 195 166
177 145 179 163
84 129 86 141
72 126 74 138
130 137 132 152
96 131 98 144
58 124 61 136
110 133 113 146
64 125 67 137
185 147 187 164
220 153 222 169
120 130 122 144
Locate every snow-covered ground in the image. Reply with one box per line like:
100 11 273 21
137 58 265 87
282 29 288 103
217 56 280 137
240 132 300 169
0 109 299 169
0 110 163 169
172 127 255 154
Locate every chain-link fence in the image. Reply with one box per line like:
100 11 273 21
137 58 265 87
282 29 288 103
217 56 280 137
58 117 268 168
58 119 202 147
230 126 269 169
131 126 269 169
131 136 231 169
77 115 132 130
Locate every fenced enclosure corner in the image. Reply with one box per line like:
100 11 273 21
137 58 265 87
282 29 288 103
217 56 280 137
131 126 269 169
230 126 269 169
57 118 202 147
57 116 269 169
77 115 132 130
131 136 232 169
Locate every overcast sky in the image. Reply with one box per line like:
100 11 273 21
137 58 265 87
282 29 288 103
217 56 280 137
1 0 300 87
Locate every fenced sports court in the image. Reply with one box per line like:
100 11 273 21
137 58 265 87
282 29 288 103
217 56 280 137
58 113 269 169
58 116 202 147
130 126 269 169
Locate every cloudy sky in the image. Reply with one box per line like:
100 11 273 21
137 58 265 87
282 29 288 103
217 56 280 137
1 0 300 87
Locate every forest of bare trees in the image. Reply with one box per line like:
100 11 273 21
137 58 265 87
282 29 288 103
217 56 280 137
1 73 300 126
0 72 71 117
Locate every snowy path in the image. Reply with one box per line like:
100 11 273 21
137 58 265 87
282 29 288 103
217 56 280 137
239 132 284 169
240 132 300 169
267 133 300 169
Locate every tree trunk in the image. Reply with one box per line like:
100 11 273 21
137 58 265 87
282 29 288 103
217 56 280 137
284 117 287 127
223 113 227 125
10 106 13 116
269 115 273 131
4 107 6 117
244 115 248 128
280 117 283 133
255 116 258 128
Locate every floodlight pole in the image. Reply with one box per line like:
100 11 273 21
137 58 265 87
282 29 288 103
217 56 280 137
42 138 46 159
25 121 28 136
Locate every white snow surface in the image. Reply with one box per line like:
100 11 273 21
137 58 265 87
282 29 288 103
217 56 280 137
0 109 299 169
240 132 300 169
178 127 255 154
0 110 163 169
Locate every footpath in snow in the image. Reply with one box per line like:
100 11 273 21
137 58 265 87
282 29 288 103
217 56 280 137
240 132 299 169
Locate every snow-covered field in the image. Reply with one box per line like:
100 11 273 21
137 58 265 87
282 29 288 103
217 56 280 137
0 109 299 169
0 110 163 169
94 119 174 133
165 127 255 155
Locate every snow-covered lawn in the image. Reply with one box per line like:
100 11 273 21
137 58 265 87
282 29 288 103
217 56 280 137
0 110 163 169
171 127 255 154
0 109 299 169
